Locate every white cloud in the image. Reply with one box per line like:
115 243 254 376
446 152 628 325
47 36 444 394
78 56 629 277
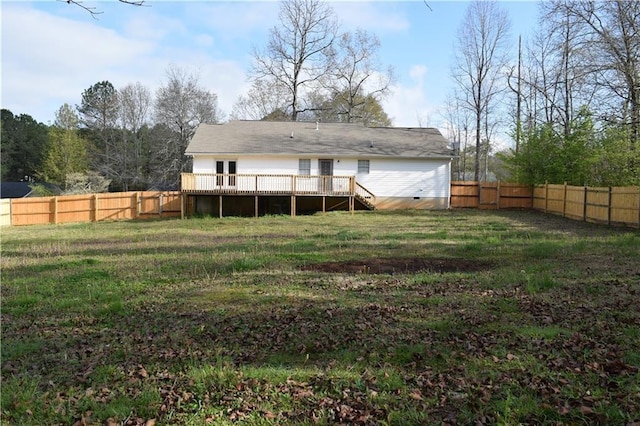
184 2 278 40
0 3 248 123
332 2 410 33
0 2 431 129
1 4 153 121
195 34 215 48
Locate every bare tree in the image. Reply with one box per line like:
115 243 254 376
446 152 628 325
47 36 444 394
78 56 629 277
230 79 291 121
153 65 221 188
324 29 395 123
441 94 473 180
552 0 640 146
118 82 151 189
507 35 523 152
452 0 511 181
251 0 339 121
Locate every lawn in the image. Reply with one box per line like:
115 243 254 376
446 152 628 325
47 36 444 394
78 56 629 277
1 209 639 425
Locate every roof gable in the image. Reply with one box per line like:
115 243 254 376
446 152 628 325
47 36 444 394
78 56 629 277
186 121 453 159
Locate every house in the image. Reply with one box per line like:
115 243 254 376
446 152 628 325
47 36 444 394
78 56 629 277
0 181 60 199
1 182 34 199
182 120 453 217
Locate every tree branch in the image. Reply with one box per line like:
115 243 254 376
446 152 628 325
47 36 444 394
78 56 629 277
62 0 146 19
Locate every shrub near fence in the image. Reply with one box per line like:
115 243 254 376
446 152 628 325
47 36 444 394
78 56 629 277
533 183 640 228
8 192 182 226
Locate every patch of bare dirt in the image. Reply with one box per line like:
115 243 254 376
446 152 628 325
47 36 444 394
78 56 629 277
301 257 492 274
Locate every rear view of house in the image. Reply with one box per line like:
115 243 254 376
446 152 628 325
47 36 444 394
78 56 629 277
181 121 453 217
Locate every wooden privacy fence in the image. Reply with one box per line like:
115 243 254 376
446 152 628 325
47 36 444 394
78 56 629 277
0 199 11 226
7 191 182 226
533 183 640 228
4 184 639 228
450 181 533 209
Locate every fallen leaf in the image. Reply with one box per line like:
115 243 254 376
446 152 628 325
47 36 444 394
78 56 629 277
579 406 595 415
410 390 424 401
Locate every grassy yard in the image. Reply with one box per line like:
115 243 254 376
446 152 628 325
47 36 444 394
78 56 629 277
1 209 639 425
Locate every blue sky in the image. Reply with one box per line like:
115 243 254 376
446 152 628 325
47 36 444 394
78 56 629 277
1 0 540 133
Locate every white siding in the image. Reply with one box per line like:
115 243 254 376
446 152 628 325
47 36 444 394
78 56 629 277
357 159 450 198
237 157 300 175
192 156 216 173
193 156 362 177
191 155 451 200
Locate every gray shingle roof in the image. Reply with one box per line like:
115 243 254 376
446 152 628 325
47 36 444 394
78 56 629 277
185 121 453 159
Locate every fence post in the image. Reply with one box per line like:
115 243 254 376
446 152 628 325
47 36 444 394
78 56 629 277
159 193 164 216
531 184 535 210
53 197 58 225
136 192 141 218
607 187 612 226
93 194 99 222
544 182 548 213
583 186 588 222
496 181 501 209
637 188 640 228
563 182 567 218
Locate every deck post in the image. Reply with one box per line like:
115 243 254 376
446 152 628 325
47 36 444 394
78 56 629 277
255 196 258 217
219 195 223 218
322 196 326 214
291 195 296 217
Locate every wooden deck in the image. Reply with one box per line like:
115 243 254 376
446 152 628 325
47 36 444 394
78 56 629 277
181 173 376 216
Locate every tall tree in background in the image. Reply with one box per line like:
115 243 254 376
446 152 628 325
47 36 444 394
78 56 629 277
41 104 88 188
306 91 392 126
441 95 473 180
452 0 510 181
1 109 49 181
77 81 120 186
153 65 221 188
536 2 593 137
502 0 639 186
251 0 339 121
117 82 152 190
553 0 639 147
230 79 291 121
323 29 394 124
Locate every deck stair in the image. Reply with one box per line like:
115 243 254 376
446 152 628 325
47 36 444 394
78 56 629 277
354 182 376 210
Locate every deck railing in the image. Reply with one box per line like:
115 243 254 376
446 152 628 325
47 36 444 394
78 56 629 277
181 173 356 196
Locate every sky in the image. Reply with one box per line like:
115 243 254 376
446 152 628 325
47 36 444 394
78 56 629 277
1 0 540 135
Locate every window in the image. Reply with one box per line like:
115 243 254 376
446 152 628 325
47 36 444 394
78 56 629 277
299 159 311 175
228 161 236 186
358 160 370 174
216 161 224 186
